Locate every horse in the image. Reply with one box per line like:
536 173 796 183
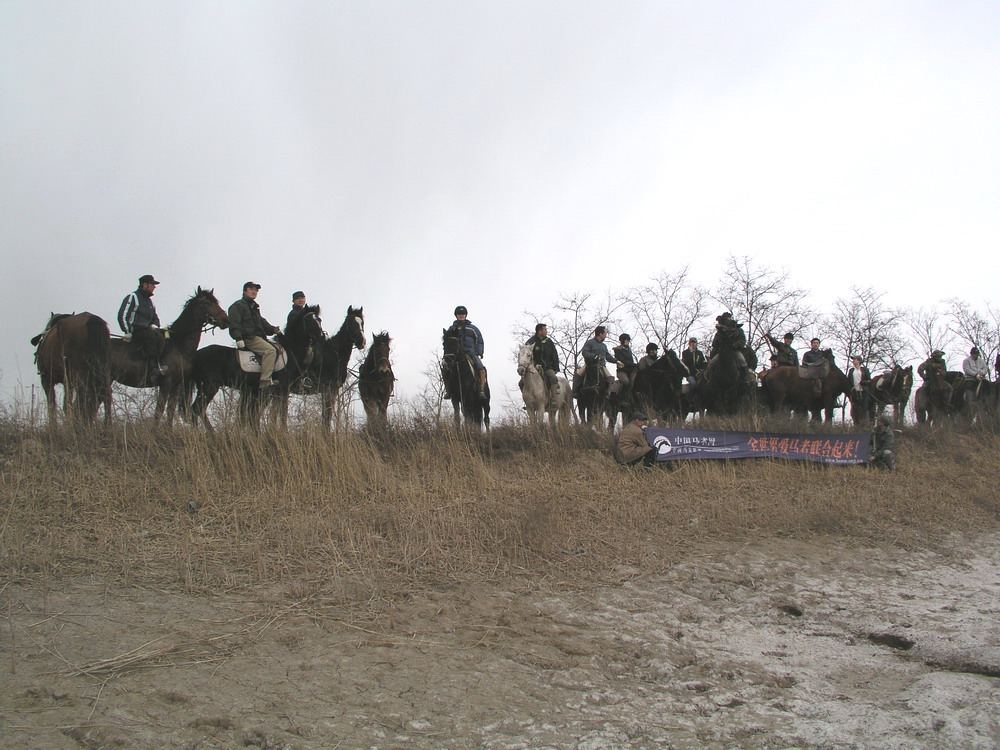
110 287 229 424
441 328 490 429
310 306 366 429
516 343 572 427
358 331 395 427
952 376 996 424
631 349 688 424
699 329 755 416
864 364 913 425
573 361 611 427
31 312 112 424
191 305 364 430
914 368 953 425
760 350 848 422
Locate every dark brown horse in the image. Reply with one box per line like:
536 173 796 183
631 349 688 423
573 362 611 428
760 350 848 422
31 312 112 424
914 369 955 424
865 364 913 425
110 287 229 423
358 331 395 427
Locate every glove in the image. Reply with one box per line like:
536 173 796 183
149 324 159 330
123 333 132 342
236 340 246 350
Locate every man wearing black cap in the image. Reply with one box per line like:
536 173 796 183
614 412 656 466
287 291 308 330
637 343 659 371
613 334 638 403
117 274 166 375
229 282 281 387
447 306 487 398
766 332 799 367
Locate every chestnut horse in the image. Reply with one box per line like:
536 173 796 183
761 349 848 422
110 287 229 424
31 312 112 424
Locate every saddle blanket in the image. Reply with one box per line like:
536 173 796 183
238 346 288 373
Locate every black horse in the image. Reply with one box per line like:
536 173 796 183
574 362 611 427
441 329 490 429
862 364 913 425
191 305 364 430
700 328 754 416
631 349 688 423
358 331 395 428
310 306 366 429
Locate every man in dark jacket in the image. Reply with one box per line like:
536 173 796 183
638 343 659 371
766 332 799 367
613 334 638 403
118 274 166 374
447 306 487 397
287 290 308 330
527 323 560 398
681 337 707 380
229 282 281 387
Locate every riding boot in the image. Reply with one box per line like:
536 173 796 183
478 370 488 399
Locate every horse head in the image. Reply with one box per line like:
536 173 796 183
292 304 325 346
516 343 534 375
368 332 392 373
193 287 230 330
346 306 366 350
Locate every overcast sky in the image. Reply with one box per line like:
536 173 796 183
2 1 997 418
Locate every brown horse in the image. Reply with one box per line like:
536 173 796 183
866 364 913 425
358 331 395 427
760 350 848 422
31 312 112 424
110 287 229 423
914 369 954 424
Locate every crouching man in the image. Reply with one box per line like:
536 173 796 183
614 412 657 467
868 415 896 471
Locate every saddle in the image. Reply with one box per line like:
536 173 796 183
237 344 288 373
798 361 829 380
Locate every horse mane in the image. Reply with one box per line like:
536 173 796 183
170 287 219 330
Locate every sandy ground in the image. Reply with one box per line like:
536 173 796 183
2 532 998 749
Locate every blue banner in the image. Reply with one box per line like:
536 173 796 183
644 428 869 465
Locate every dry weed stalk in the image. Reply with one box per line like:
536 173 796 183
1 412 997 605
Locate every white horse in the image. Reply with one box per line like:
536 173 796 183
517 343 573 426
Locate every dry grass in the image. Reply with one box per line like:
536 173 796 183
1 410 998 608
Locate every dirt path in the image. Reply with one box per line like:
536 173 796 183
3 533 998 749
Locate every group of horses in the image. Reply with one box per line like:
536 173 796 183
31 288 395 429
536 333 920 431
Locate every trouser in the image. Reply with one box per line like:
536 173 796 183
870 451 895 471
543 369 559 395
245 336 277 381
132 327 163 360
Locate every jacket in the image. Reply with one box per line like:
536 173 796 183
582 337 616 366
766 335 799 366
529 336 559 372
871 425 895 459
228 296 279 340
682 348 707 376
847 366 871 390
447 320 484 357
614 422 653 463
117 288 160 333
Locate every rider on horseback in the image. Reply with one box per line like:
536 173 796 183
117 274 166 377
526 323 560 408
681 337 707 385
710 313 753 385
447 306 487 399
229 282 281 388
613 334 638 405
766 332 799 367
637 343 659 371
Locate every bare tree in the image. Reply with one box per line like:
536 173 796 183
900 305 957 364
712 255 817 358
820 286 911 370
944 298 1000 375
622 267 711 353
